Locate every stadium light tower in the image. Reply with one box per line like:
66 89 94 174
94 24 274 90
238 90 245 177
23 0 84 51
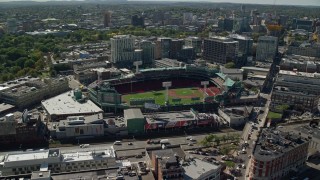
162 81 172 105
201 81 209 102
133 61 142 74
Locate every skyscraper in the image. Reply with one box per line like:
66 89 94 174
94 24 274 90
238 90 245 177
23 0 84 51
203 36 239 64
229 34 253 66
256 36 278 62
104 11 112 27
111 35 135 63
139 40 155 66
157 38 172 59
170 39 184 59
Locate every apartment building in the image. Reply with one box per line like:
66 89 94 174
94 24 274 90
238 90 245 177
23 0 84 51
249 128 309 180
203 36 239 64
110 35 136 63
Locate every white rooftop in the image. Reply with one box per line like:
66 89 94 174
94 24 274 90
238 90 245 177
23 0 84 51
6 151 48 162
62 148 115 162
41 91 103 116
279 70 320 78
183 159 220 180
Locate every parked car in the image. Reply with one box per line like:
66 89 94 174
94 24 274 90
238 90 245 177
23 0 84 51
129 171 137 177
80 144 90 148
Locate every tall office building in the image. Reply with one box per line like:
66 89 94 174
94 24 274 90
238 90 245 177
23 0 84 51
185 37 202 54
110 35 135 63
157 38 172 59
131 15 144 27
103 11 112 27
170 39 184 59
203 36 239 64
229 34 253 66
139 40 155 66
256 36 278 62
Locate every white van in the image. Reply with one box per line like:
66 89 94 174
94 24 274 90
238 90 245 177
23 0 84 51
114 141 122 145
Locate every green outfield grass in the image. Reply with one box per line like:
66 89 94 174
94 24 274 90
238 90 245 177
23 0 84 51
122 87 204 105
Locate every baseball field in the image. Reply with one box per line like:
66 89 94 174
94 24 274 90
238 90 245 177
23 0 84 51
122 87 205 105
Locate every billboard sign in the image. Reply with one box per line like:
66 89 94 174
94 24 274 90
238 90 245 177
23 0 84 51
165 121 177 128
201 81 209 86
144 103 161 110
162 81 172 87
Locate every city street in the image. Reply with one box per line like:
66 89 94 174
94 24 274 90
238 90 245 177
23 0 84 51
237 93 271 180
0 131 241 156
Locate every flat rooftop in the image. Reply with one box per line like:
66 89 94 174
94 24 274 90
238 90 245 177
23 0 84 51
183 159 220 180
2 85 40 97
279 70 320 78
0 103 15 113
62 148 115 162
41 91 103 116
145 111 195 124
0 77 39 91
124 108 144 120
5 150 49 162
253 128 308 161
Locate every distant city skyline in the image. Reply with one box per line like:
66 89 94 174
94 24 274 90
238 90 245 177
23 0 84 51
0 0 318 6
131 0 319 6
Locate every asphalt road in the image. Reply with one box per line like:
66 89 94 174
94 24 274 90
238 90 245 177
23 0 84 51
0 131 241 156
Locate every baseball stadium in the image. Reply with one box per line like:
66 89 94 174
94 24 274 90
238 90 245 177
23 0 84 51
88 66 241 113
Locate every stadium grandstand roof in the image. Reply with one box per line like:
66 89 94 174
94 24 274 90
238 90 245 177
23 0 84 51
223 78 235 87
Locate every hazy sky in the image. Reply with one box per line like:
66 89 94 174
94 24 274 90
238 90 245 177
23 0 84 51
0 0 318 6
131 0 319 6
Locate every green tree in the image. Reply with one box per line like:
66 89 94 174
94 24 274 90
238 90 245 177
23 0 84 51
24 59 35 68
225 62 236 68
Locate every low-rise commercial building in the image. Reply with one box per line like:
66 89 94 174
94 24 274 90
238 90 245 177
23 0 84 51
74 67 121 85
41 90 103 121
220 67 243 81
0 147 116 177
0 111 49 148
0 78 69 109
144 109 220 132
183 158 221 180
249 128 309 180
49 114 105 139
271 70 320 112
218 106 253 127
146 146 222 180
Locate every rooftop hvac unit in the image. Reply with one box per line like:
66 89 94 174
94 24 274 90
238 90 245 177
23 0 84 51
5 114 14 121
